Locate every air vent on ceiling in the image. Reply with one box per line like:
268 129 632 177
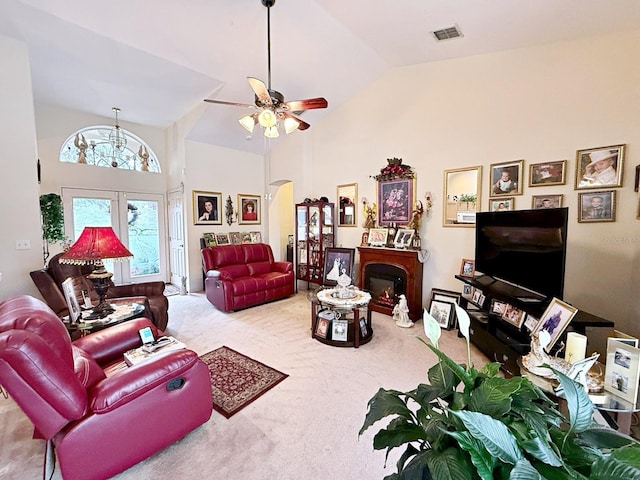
432 25 463 41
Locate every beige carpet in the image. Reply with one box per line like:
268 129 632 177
0 292 487 480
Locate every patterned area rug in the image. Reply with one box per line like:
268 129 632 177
199 346 288 418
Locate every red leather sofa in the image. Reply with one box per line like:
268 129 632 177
0 295 212 480
30 252 169 330
201 243 294 312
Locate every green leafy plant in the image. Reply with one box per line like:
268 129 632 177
360 305 640 479
458 193 476 203
39 193 68 263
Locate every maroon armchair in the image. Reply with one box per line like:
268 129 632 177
30 252 169 330
0 295 212 480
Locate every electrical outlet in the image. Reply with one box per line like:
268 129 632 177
15 240 31 250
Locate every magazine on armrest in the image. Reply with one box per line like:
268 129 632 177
123 336 186 366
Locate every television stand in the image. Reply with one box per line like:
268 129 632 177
455 274 614 376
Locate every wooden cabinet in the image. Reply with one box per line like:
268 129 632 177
295 202 335 284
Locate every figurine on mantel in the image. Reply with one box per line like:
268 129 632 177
521 330 571 378
393 294 413 328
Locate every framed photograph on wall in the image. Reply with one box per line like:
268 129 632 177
578 190 616 223
604 339 640 404
193 190 222 225
428 299 454 329
532 194 563 210
377 177 415 227
489 197 514 212
575 144 625 190
238 194 261 225
322 247 355 286
490 160 524 196
529 160 566 187
530 297 578 349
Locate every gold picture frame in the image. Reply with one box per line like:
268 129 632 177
575 144 625 190
238 194 261 225
193 190 222 225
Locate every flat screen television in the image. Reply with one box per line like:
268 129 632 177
475 208 568 300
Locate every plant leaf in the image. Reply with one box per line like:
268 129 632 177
454 303 470 340
467 377 517 418
608 442 640 468
422 308 441 349
553 369 593 434
360 388 413 435
446 430 496 480
590 454 640 479
520 436 563 467
424 447 477 480
576 427 637 450
450 410 523 465
509 458 544 480
373 419 427 450
418 341 474 389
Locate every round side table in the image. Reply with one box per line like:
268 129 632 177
311 288 373 348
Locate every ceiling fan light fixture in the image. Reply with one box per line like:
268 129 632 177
264 125 279 138
283 116 300 134
258 109 277 128
239 114 256 132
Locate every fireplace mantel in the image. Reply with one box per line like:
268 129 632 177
358 246 424 321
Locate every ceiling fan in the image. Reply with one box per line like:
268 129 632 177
203 0 328 138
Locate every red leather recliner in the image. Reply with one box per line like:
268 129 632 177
0 295 213 480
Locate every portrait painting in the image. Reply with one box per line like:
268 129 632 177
238 194 261 225
575 144 625 190
193 191 222 225
530 298 578 349
377 178 414 227
532 194 563 210
489 198 514 212
490 160 524 196
322 247 355 286
578 190 615 223
529 160 566 187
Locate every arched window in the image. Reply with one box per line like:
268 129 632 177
59 126 161 173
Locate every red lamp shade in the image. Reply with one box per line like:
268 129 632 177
60 227 133 265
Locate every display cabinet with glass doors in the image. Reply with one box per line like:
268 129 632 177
295 202 335 284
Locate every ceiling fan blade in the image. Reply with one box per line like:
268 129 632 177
284 97 328 112
283 112 310 131
203 98 255 108
247 77 272 106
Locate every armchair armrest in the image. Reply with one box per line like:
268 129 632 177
89 349 200 413
272 261 293 273
29 269 68 316
73 318 159 365
107 281 165 298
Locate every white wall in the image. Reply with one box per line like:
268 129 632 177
184 140 263 292
0 34 45 299
271 30 640 336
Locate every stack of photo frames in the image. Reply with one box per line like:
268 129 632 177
202 231 262 246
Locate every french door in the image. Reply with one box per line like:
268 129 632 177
62 188 167 284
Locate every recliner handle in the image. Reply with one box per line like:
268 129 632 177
166 377 186 391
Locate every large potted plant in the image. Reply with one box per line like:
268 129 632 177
39 193 68 264
360 305 640 479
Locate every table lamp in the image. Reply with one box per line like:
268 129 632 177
59 226 133 319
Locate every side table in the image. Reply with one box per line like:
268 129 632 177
311 288 373 348
65 302 145 338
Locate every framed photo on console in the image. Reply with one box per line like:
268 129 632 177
368 228 388 247
530 298 578 349
604 339 640 404
459 259 475 277
394 229 414 249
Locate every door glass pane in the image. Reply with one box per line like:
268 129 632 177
127 199 160 277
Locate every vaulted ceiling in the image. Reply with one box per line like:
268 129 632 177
2 0 640 154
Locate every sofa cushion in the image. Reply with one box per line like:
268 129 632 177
242 243 274 263
261 272 293 289
219 264 250 280
232 276 267 296
247 261 272 276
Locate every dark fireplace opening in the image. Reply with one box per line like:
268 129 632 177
364 264 406 308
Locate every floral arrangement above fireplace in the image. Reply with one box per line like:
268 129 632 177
371 157 415 181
